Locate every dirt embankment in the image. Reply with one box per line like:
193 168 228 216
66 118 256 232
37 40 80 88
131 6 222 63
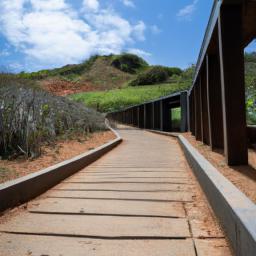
184 133 256 203
0 131 116 184
40 79 97 96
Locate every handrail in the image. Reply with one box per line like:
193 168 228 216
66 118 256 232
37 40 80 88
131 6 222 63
107 90 188 115
190 0 223 94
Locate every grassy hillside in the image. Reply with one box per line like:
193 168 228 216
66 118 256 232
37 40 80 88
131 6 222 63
18 54 150 91
70 65 194 113
71 82 189 113
18 53 183 93
80 56 134 90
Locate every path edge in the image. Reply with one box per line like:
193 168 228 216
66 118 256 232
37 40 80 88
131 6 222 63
177 134 256 256
0 120 122 213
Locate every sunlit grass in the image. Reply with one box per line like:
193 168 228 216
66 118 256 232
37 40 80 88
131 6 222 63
70 82 190 113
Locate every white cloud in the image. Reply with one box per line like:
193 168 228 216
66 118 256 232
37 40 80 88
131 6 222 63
128 48 151 57
0 49 10 57
121 0 135 8
0 0 147 70
82 0 99 12
132 21 146 41
30 0 68 11
177 0 198 20
150 25 161 35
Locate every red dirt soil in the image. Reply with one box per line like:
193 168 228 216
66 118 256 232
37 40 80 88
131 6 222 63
184 132 256 204
0 131 116 184
40 79 97 96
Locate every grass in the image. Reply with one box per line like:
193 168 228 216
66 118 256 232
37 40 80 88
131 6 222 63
171 108 181 131
70 82 190 113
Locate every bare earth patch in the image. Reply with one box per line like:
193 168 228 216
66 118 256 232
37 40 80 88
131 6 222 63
40 78 97 96
184 133 256 204
0 131 115 184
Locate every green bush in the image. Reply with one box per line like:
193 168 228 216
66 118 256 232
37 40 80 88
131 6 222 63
111 53 148 74
129 66 169 86
163 67 182 77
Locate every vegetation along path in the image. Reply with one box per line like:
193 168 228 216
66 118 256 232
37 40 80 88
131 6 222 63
0 126 231 255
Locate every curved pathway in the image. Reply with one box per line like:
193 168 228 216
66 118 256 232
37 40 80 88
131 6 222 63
0 126 231 255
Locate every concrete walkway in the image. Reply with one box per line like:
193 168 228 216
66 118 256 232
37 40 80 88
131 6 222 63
0 127 231 256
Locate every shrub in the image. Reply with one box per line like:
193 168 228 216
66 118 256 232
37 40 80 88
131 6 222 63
0 75 106 159
164 67 182 77
128 66 169 86
111 53 148 74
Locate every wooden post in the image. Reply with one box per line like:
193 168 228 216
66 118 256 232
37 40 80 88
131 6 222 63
137 107 140 128
154 102 160 130
152 102 155 129
206 54 224 149
201 63 210 145
143 104 146 129
160 100 163 131
195 82 202 141
190 89 196 136
180 91 188 132
218 4 248 165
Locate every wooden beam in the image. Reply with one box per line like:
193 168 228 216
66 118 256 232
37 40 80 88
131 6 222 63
218 4 248 165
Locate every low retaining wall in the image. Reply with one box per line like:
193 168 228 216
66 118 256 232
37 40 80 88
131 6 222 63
178 135 256 256
147 129 179 138
0 123 122 213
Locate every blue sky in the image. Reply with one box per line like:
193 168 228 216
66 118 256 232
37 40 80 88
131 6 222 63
0 0 255 73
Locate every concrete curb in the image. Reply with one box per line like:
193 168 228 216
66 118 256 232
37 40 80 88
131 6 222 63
0 121 122 213
178 135 256 256
147 129 179 138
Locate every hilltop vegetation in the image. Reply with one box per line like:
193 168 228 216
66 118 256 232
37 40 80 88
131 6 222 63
128 66 182 86
70 64 194 113
18 53 183 92
111 53 148 74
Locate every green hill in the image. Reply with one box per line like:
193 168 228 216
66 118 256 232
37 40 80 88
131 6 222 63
70 66 194 113
18 53 183 92
16 52 256 123
18 54 150 90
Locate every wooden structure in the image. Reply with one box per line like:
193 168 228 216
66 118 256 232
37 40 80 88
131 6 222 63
109 0 256 166
108 91 188 133
189 0 256 165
